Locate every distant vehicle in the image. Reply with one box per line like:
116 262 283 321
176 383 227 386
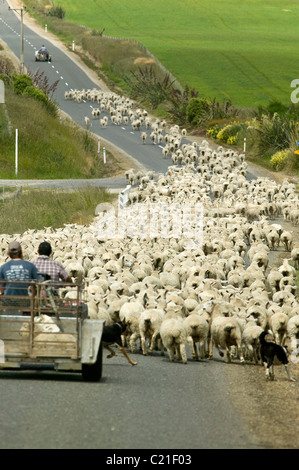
35 48 52 62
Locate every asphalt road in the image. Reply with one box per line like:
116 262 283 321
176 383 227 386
0 1 263 451
0 349 260 450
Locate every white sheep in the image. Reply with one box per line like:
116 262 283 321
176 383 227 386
160 313 188 364
139 308 164 355
119 301 144 353
268 311 289 346
287 315 299 351
280 230 293 251
241 324 263 364
183 313 209 360
209 316 244 363
290 245 299 269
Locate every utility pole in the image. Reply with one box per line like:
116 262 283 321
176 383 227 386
8 6 34 73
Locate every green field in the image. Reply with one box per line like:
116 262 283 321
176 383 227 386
57 0 299 107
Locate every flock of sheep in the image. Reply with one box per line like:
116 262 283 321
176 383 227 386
4 87 299 374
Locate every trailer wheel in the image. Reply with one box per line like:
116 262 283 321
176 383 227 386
81 343 103 382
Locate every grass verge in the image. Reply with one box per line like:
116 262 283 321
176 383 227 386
0 85 126 179
0 186 115 234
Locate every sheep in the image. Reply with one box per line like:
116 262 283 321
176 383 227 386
267 268 283 295
246 304 268 331
84 116 91 128
241 324 263 364
183 313 209 360
119 301 144 352
280 230 293 251
268 311 289 346
209 316 244 363
139 308 164 356
141 132 147 144
100 116 108 128
160 312 188 364
278 258 297 278
287 315 299 351
265 228 280 250
290 245 299 269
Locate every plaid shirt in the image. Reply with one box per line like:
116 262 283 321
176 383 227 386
32 256 69 283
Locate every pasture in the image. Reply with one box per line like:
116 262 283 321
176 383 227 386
56 0 299 107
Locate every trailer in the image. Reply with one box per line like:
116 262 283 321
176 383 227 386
0 280 104 382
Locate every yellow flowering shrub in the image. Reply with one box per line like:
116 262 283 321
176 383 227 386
270 150 290 171
227 135 238 145
216 125 233 142
206 126 219 138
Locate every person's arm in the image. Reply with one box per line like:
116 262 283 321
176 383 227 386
59 265 72 283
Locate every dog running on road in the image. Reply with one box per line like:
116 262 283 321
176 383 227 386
259 330 295 382
102 322 137 366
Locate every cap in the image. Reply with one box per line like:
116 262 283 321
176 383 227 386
8 240 21 252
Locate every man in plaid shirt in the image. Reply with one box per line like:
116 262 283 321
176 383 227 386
32 241 71 284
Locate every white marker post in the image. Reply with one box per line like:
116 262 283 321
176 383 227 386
15 129 18 177
243 137 246 153
103 147 106 164
72 40 75 51
45 24 47 32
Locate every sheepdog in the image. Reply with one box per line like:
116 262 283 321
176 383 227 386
102 322 137 366
259 330 295 382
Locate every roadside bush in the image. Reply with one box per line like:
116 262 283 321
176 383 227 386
270 149 291 171
22 86 48 104
13 74 33 94
124 66 176 108
167 84 199 125
206 125 220 139
248 113 299 155
46 6 66 19
216 123 241 144
186 98 209 125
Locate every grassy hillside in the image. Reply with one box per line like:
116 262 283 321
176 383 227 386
0 85 125 179
51 0 299 107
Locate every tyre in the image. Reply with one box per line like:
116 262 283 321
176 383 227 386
81 342 103 382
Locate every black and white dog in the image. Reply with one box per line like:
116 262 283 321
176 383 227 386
259 330 295 382
102 322 137 366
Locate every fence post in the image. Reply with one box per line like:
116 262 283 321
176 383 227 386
15 129 18 177
118 185 131 210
